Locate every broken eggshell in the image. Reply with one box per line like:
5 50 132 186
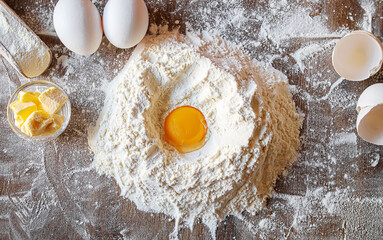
356 83 383 145
332 31 383 81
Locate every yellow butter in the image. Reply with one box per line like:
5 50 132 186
21 110 53 137
15 115 24 128
52 114 65 126
38 87 67 114
20 110 65 137
45 114 65 135
10 100 37 122
12 88 66 137
19 91 44 110
18 91 40 104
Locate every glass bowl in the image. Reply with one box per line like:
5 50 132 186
7 80 71 142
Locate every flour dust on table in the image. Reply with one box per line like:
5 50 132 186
89 31 302 238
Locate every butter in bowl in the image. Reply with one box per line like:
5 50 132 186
7 80 71 142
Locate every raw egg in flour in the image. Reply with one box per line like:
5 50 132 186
164 106 208 153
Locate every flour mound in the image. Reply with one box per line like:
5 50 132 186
89 31 301 238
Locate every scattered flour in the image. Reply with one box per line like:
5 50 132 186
333 132 358 146
370 152 380 167
89 31 302 238
1 0 382 239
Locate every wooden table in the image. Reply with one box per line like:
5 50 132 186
1 0 383 239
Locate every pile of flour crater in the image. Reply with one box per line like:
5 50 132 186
88 31 302 238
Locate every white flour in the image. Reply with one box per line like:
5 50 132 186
0 3 50 78
89 31 301 238
1 0 382 239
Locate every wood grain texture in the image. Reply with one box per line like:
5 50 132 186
0 0 383 239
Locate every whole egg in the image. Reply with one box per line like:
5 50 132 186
103 0 149 49
53 0 103 56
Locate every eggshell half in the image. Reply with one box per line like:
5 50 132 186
357 83 383 112
103 0 149 49
356 83 383 145
356 105 383 145
53 0 103 56
332 31 383 81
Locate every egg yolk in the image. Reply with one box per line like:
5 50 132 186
164 106 208 153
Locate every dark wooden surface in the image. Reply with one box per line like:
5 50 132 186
1 0 383 239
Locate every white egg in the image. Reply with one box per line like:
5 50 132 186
103 0 149 49
356 83 383 145
53 0 103 56
332 31 383 81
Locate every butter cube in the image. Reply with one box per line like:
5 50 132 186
12 87 67 137
45 114 65 135
21 110 53 137
38 87 67 114
15 115 24 128
52 114 65 126
18 91 40 104
19 91 44 110
10 100 37 122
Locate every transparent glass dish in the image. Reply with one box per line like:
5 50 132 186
7 80 71 142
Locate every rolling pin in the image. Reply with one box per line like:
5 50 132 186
0 0 52 78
